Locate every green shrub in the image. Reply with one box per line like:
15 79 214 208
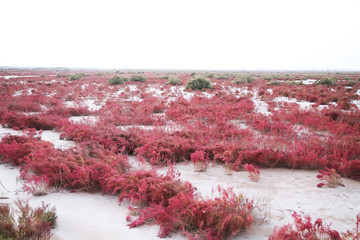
345 81 356 86
233 74 254 84
130 75 147 82
215 74 230 80
56 73 69 78
160 75 169 80
263 76 272 81
186 76 213 90
317 77 338 86
268 81 281 85
108 75 127 85
285 81 303 85
206 73 214 78
69 73 85 81
167 76 182 85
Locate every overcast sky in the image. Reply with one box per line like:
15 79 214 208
1 0 359 71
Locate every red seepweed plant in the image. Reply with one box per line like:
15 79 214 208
128 185 254 239
317 167 345 188
270 212 360 240
21 173 50 196
0 200 57 240
243 163 261 182
191 150 209 172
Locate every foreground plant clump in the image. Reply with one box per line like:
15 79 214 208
0 134 255 239
269 212 360 240
0 200 56 240
115 170 254 239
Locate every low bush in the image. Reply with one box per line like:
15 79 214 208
129 186 254 239
167 76 181 85
191 150 209 172
185 76 213 90
108 75 126 85
317 77 338 86
268 81 281 85
69 73 85 81
130 75 147 82
105 169 195 208
285 81 303 85
233 74 253 84
317 168 344 188
243 163 261 182
0 200 56 240
215 74 230 80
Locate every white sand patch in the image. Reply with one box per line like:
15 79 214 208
293 124 311 138
81 84 89 90
12 88 35 97
40 130 75 150
0 126 23 138
128 84 138 92
0 75 39 80
199 91 215 98
146 85 165 97
274 96 314 110
69 116 99 124
13 90 23 96
266 89 273 95
117 123 182 133
0 126 75 150
223 86 251 98
117 125 157 131
318 102 337 110
23 112 41 116
351 99 360 109
82 99 103 111
122 95 143 102
356 89 360 96
302 79 317 85
64 101 75 108
230 120 260 136
181 90 195 101
43 79 59 84
253 91 271 115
